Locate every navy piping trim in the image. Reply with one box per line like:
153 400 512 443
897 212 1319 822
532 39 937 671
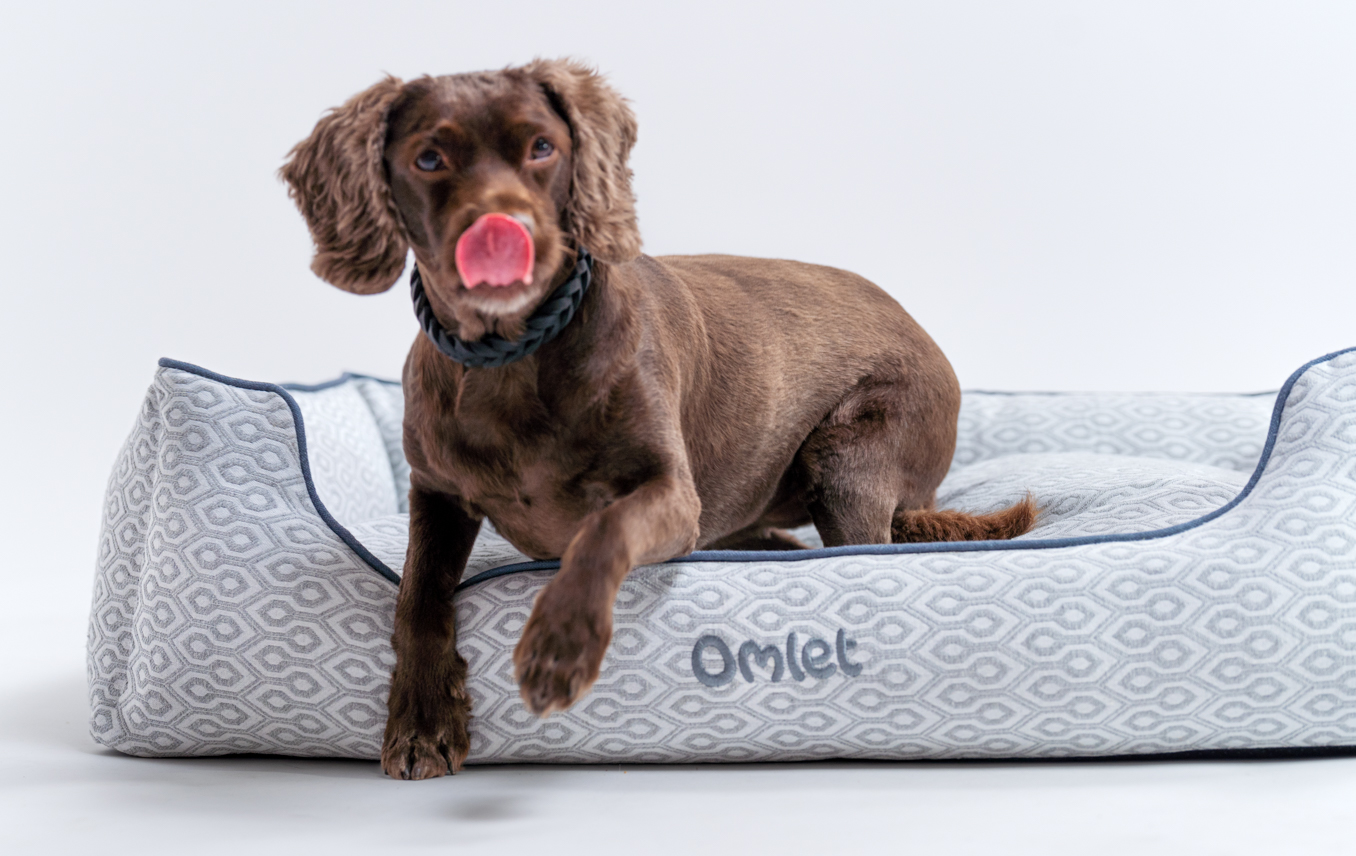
281 372 400 392
157 358 402 586
153 347 1354 595
962 388 1278 398
454 346 1356 591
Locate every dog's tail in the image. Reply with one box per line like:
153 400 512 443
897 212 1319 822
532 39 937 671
891 493 1037 543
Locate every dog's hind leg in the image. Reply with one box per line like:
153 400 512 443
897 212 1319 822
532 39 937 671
802 446 900 548
796 374 945 548
797 366 1035 547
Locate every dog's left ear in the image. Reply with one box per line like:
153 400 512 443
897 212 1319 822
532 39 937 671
522 58 641 265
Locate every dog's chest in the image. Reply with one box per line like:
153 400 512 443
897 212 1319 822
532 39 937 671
472 459 618 559
419 404 623 560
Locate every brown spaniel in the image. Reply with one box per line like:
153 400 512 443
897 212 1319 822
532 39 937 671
282 58 1034 779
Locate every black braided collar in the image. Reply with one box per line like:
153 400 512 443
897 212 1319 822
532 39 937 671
410 247 593 369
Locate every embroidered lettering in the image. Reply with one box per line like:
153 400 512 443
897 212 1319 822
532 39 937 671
691 631 864 684
801 637 836 679
738 641 785 683
691 634 737 687
836 628 863 677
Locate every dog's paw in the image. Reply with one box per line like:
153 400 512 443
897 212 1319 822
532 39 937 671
380 683 471 780
381 728 468 780
513 601 610 716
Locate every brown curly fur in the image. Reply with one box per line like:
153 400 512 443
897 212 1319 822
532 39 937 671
281 77 410 294
281 58 1036 781
281 58 641 296
519 58 641 264
893 493 1037 542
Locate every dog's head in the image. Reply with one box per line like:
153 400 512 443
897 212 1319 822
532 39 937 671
281 59 639 340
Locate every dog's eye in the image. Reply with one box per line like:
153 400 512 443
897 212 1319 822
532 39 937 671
415 150 445 171
529 137 554 160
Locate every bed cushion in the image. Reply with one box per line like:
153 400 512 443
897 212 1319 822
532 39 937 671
941 452 1249 540
87 348 1356 761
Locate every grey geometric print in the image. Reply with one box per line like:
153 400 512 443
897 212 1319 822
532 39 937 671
88 369 397 757
939 453 1250 540
88 349 1356 761
290 382 398 528
345 377 411 514
954 390 1274 473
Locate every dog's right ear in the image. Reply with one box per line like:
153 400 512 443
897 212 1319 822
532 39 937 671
280 76 409 294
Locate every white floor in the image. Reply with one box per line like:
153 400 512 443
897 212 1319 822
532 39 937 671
5 662 1356 855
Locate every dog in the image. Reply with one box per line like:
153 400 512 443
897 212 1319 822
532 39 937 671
282 58 1035 780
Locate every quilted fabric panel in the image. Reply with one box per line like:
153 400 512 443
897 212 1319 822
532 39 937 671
939 452 1249 539
290 384 398 527
954 392 1274 473
348 377 411 514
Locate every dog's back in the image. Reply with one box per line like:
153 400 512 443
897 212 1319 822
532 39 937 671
608 252 963 544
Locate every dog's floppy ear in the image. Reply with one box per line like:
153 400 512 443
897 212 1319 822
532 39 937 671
281 76 409 294
522 58 641 265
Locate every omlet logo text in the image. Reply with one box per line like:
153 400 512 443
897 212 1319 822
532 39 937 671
691 630 863 687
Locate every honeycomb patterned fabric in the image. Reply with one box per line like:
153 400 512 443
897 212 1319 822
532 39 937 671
87 349 1356 762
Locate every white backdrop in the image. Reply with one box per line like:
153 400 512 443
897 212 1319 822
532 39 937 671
2 2 1354 852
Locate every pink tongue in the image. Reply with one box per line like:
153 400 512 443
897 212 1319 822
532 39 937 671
455 213 535 288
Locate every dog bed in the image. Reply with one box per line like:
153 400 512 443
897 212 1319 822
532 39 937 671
88 347 1356 761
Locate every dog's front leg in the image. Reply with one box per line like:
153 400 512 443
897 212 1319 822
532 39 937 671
514 474 700 715
382 485 482 779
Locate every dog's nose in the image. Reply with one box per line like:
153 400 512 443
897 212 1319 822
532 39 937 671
508 213 535 236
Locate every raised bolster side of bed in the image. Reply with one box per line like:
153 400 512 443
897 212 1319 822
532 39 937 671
87 364 398 758
452 349 1356 763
